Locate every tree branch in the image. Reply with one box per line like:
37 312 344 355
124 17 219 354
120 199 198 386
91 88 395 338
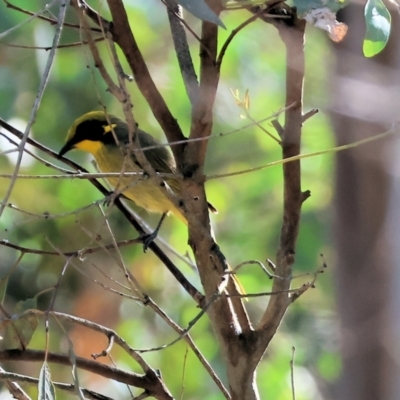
0 369 111 400
105 0 186 159
0 349 173 400
0 118 204 305
165 0 199 106
255 8 306 340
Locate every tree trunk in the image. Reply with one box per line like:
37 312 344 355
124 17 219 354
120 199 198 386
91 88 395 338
331 4 400 399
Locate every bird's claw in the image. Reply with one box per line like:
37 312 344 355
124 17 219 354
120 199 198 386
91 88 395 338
141 231 158 253
103 193 117 207
140 213 167 252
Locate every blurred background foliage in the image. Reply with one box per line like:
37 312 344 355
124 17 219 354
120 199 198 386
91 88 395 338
0 0 339 399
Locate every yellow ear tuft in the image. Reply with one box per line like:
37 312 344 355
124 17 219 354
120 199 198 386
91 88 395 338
102 124 117 135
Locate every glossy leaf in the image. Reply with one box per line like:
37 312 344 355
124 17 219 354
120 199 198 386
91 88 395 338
363 0 391 57
177 0 226 28
38 362 56 400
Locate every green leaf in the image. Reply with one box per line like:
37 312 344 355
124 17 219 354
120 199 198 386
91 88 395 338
0 253 24 305
67 341 85 400
363 0 391 57
176 0 226 29
0 298 38 349
38 362 56 400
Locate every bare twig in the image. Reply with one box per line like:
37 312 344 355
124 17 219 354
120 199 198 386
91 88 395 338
0 118 204 304
0 348 173 399
302 108 318 122
0 238 142 257
92 334 115 359
0 37 105 50
217 10 264 69
290 346 296 400
271 119 284 138
0 366 31 400
144 298 230 399
207 126 399 180
105 0 186 158
3 0 102 32
233 259 278 279
0 0 67 217
165 0 199 105
0 0 58 39
0 369 110 400
257 12 306 335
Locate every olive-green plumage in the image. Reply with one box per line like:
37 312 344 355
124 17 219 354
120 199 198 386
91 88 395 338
59 111 187 222
59 111 245 295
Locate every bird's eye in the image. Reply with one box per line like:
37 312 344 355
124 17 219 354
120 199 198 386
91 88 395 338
102 124 117 135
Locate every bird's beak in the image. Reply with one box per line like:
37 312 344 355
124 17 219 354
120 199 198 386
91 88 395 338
58 142 73 158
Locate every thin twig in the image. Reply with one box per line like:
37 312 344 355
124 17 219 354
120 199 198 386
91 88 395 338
290 346 296 400
145 298 230 399
0 172 173 180
0 370 110 400
0 0 58 40
254 7 306 341
0 132 75 174
135 291 221 353
92 334 115 359
217 9 264 69
233 259 279 279
0 37 105 50
302 108 318 122
165 0 199 105
0 118 204 304
0 0 67 217
106 0 186 157
0 348 173 399
0 238 142 257
3 0 102 32
207 126 400 180
96 205 147 298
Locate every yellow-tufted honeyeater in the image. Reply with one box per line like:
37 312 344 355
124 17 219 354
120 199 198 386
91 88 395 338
59 111 244 295
58 111 209 223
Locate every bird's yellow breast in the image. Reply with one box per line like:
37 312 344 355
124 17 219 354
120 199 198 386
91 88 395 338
92 144 186 223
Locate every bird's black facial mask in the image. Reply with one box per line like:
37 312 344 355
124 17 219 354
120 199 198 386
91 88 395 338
58 119 119 158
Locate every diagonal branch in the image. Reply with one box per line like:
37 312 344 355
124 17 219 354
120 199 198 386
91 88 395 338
0 118 204 305
0 0 67 218
0 369 110 400
165 0 199 106
0 349 173 400
255 8 306 340
105 0 186 160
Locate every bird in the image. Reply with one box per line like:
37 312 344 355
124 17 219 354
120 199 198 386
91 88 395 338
58 111 196 223
58 111 244 295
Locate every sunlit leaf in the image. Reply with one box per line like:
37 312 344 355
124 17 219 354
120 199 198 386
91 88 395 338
0 298 38 349
244 89 250 110
176 0 226 28
363 0 391 57
68 341 85 400
38 362 56 400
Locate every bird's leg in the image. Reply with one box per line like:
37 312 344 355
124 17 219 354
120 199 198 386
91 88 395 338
141 213 167 252
103 193 118 207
